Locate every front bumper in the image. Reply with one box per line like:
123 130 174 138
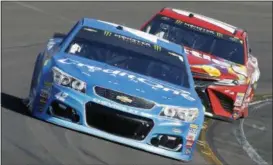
32 84 203 162
195 80 252 121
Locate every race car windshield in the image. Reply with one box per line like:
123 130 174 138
143 15 245 65
65 27 190 88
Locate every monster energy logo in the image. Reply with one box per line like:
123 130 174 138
175 20 183 25
153 45 161 51
104 31 112 36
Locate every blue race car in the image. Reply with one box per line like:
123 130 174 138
23 18 204 162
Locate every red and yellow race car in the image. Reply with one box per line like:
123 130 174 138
140 7 260 122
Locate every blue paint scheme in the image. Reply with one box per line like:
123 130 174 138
27 18 204 162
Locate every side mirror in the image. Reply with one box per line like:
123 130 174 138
53 32 66 39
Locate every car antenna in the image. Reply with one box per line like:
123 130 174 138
189 13 194 18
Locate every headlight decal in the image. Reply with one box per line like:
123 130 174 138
232 65 247 77
52 67 86 93
160 106 199 122
216 79 246 86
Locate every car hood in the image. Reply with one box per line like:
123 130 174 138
184 47 248 82
52 54 199 107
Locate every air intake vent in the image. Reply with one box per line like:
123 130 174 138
85 102 154 140
214 91 234 113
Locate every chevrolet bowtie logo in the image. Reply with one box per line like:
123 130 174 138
116 95 133 103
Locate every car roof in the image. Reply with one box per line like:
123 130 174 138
79 17 184 55
159 8 245 39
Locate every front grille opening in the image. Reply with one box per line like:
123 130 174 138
150 135 183 152
192 72 212 78
85 102 154 140
48 101 80 123
94 86 155 109
195 87 213 113
193 78 217 87
213 91 234 113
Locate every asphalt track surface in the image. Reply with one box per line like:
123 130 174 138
2 2 272 165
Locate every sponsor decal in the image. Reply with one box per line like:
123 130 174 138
186 139 194 148
189 124 198 135
242 102 249 109
216 32 223 38
229 37 243 44
40 98 47 104
233 107 241 111
186 135 195 141
114 33 152 48
55 92 68 102
234 93 245 106
175 20 183 25
92 98 140 115
161 16 170 21
58 58 196 101
44 81 52 87
219 67 229 74
135 88 145 93
232 111 240 119
40 89 49 98
172 128 182 134
201 65 221 77
41 82 52 99
187 132 197 141
185 148 192 155
245 86 252 98
38 106 44 112
172 9 236 34
38 82 52 108
189 127 198 135
190 124 198 129
184 47 230 68
186 124 199 144
184 22 215 35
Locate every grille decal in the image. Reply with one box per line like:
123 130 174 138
94 86 155 109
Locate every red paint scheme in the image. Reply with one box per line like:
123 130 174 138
140 8 260 121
